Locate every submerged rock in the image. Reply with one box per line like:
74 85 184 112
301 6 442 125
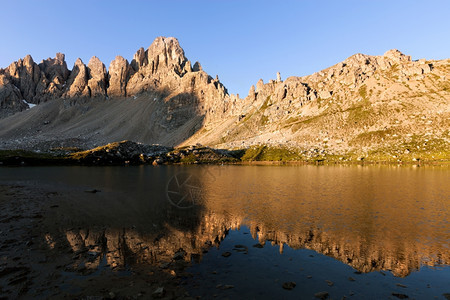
314 291 329 299
221 251 231 257
282 281 296 290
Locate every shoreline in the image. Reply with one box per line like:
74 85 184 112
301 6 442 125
0 182 193 299
1 141 449 167
0 152 448 167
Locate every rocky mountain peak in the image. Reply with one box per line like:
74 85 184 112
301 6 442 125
147 36 186 67
383 49 411 62
22 55 35 68
1 36 231 105
87 56 108 97
192 62 202 72
64 58 89 98
38 53 70 82
108 55 130 97
131 47 148 72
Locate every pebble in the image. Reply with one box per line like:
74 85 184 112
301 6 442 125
314 291 329 299
396 283 407 288
326 280 334 286
252 243 263 248
282 282 296 290
215 284 233 290
152 287 165 298
84 189 101 193
222 285 234 289
221 252 231 257
233 244 248 251
348 277 355 281
391 292 409 299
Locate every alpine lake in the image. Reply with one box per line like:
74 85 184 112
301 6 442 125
0 165 449 299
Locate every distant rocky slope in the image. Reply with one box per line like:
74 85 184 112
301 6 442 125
0 37 449 161
185 49 450 161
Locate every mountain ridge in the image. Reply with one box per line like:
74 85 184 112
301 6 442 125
0 37 449 161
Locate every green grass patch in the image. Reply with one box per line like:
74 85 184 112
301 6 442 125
240 145 302 161
0 149 67 165
361 135 450 162
180 153 197 163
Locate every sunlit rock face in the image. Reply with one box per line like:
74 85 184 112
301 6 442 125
124 37 231 123
87 56 108 97
0 37 234 124
108 55 130 97
63 58 90 98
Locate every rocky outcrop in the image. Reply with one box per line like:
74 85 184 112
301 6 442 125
5 55 41 102
64 58 90 98
66 141 238 166
0 74 26 115
108 56 130 97
69 140 172 165
87 56 108 97
36 53 70 101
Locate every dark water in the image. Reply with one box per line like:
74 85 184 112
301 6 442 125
1 165 449 299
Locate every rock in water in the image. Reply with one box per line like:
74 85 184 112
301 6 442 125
282 281 296 290
391 293 409 299
221 251 231 257
314 291 329 299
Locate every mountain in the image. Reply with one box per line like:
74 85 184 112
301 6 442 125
185 49 449 160
0 37 449 160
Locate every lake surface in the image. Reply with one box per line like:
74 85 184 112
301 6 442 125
1 165 449 299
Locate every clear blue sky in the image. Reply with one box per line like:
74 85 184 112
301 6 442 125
1 0 449 96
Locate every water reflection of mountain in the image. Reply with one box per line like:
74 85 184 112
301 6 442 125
45 166 449 278
48 207 448 278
